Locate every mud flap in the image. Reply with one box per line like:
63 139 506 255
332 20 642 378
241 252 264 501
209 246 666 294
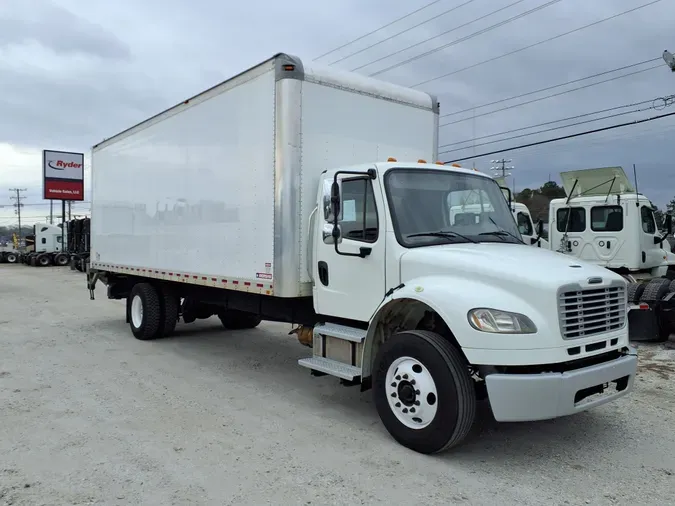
628 304 659 342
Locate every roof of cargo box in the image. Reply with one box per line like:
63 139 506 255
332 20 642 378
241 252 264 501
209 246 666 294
93 53 438 151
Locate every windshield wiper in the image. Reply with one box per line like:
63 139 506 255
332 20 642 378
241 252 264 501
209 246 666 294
480 218 525 244
407 230 478 244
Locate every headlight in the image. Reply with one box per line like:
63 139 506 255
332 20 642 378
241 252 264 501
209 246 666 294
467 308 537 334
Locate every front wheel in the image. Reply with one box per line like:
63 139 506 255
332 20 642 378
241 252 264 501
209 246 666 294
372 330 476 454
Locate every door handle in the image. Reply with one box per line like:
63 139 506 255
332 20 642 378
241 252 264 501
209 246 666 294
318 261 329 286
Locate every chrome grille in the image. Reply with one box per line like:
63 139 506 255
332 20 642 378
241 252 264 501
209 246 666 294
558 285 627 340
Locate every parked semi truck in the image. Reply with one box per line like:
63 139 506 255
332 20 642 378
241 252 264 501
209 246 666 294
547 166 675 342
21 222 69 267
86 53 637 454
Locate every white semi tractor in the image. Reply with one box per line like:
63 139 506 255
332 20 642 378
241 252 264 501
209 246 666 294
21 222 70 267
86 53 637 454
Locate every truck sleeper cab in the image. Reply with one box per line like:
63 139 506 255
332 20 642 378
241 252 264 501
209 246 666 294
90 162 637 454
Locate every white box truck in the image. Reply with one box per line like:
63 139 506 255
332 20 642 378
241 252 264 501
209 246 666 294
87 53 638 454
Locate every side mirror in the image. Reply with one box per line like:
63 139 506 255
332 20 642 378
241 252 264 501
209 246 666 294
323 223 342 244
666 214 673 235
322 179 342 222
536 219 544 238
499 186 512 207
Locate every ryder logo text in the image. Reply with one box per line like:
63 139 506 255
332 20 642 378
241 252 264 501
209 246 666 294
48 160 83 170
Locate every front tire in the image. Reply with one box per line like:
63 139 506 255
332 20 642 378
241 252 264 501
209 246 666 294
128 283 162 340
372 330 476 454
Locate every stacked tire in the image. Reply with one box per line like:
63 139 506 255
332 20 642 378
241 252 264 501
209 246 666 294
627 277 674 342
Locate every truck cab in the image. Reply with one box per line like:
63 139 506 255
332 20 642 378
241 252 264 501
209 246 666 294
303 160 636 453
548 167 674 279
33 223 67 253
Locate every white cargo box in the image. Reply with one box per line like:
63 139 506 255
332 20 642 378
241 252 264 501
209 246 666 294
90 53 439 298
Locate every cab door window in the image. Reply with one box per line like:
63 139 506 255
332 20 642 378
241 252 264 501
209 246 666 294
641 206 656 234
340 178 378 242
591 206 623 232
556 207 585 232
516 212 533 236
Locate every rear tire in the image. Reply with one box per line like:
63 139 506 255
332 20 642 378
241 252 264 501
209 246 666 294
128 283 162 340
5 253 17 264
158 290 179 337
627 282 646 304
640 278 670 303
54 253 69 266
37 254 51 267
372 330 476 454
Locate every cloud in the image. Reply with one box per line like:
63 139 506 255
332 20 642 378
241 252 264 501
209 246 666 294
1 0 675 229
0 0 131 61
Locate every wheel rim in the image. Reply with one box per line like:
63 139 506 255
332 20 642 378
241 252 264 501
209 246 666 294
131 295 144 328
39 257 48 265
385 356 438 430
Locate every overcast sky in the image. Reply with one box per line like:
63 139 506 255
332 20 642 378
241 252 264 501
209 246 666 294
1 0 674 227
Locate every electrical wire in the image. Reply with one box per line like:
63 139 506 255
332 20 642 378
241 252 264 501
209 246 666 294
352 0 546 74
312 0 444 61
413 0 663 87
441 110 675 163
441 94 674 149
440 63 662 127
328 0 478 66
442 57 662 118
441 106 655 154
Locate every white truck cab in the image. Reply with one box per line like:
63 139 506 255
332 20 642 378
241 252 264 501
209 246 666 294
548 167 674 279
33 223 67 253
305 160 636 452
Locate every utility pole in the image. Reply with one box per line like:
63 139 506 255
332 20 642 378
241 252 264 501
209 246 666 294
490 158 514 179
68 201 72 220
49 200 54 224
9 188 27 244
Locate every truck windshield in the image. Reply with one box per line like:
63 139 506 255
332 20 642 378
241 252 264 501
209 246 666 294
384 168 522 247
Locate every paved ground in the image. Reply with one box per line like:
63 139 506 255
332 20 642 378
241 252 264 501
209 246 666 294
1 265 674 506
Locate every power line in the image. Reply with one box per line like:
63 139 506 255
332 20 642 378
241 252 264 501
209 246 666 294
440 93 674 149
440 64 662 127
328 0 478 66
312 0 444 61
441 106 655 154
413 0 663 87
442 110 675 163
442 57 662 118
352 0 543 74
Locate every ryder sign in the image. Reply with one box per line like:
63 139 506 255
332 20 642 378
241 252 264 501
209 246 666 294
43 150 85 201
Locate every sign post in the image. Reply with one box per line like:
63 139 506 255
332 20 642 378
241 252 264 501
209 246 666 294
42 150 85 255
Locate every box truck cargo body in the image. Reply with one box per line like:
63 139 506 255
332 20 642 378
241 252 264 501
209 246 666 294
88 53 637 454
90 53 438 298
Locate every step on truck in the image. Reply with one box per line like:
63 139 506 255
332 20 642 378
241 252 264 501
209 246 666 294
86 53 638 454
548 166 675 342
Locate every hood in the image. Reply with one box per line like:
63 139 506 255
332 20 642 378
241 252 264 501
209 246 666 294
399 243 623 292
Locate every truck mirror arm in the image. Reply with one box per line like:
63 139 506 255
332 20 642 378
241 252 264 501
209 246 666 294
330 169 377 259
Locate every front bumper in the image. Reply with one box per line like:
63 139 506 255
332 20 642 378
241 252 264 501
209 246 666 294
485 347 638 422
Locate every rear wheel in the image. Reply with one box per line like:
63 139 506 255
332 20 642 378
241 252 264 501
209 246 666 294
128 283 162 340
158 290 180 337
5 253 17 264
54 253 69 266
372 330 476 454
37 254 51 267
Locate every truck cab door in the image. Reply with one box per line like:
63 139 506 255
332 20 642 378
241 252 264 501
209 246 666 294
313 171 386 322
639 204 667 274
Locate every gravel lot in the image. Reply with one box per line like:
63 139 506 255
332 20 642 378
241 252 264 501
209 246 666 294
1 265 674 506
